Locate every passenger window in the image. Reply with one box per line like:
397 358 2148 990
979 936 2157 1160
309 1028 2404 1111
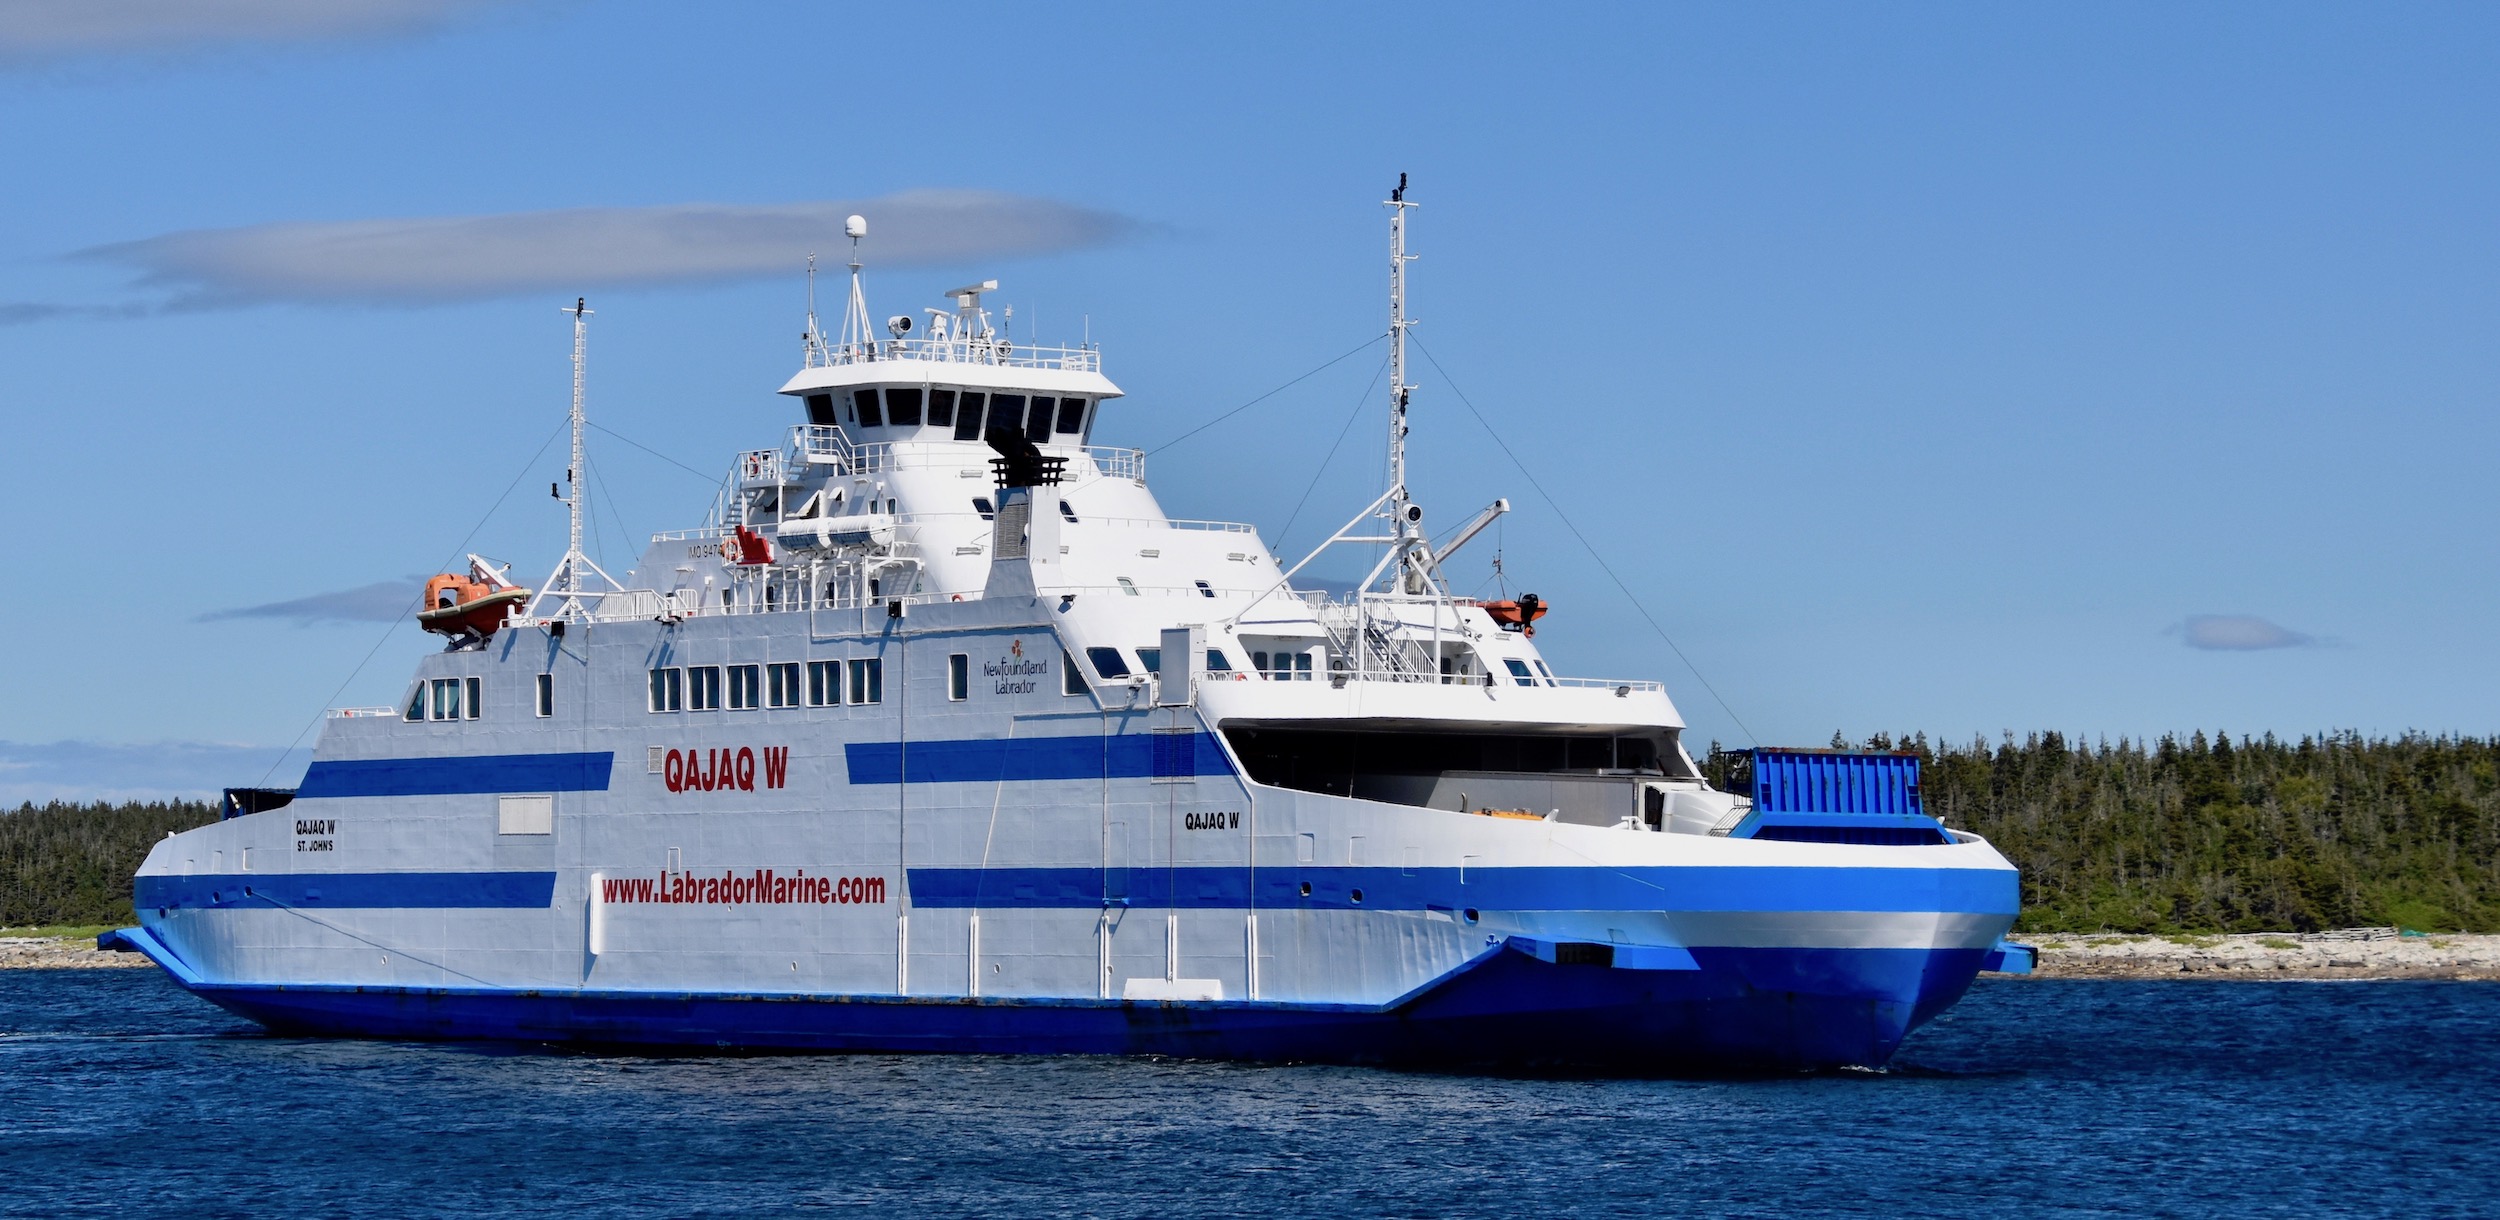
928 389 956 427
1206 650 1232 672
465 676 481 720
806 659 840 706
648 667 683 712
768 662 801 708
1295 652 1313 681
429 677 461 720
1504 658 1536 687
848 658 884 704
404 684 424 721
1533 660 1556 686
973 496 995 521
1024 395 1055 443
953 392 988 441
1136 647 1162 675
947 653 969 701
688 666 723 710
1055 397 1086 434
1252 650 1269 676
1059 500 1078 523
1116 577 1138 596
1085 646 1131 679
1063 649 1086 695
535 673 553 717
853 388 883 427
1195 580 1215 598
804 393 837 425
885 387 923 426
727 664 761 710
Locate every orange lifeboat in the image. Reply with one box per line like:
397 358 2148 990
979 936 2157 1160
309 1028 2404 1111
1482 592 1549 637
417 572 530 639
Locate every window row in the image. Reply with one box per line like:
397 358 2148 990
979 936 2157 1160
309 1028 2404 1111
801 387 1089 441
649 660 883 713
404 673 559 721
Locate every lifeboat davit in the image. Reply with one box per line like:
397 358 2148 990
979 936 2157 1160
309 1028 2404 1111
1483 592 1549 637
417 566 530 639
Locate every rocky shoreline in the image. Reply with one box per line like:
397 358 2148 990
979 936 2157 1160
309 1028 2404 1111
2022 931 2500 980
6 931 2497 979
0 935 151 970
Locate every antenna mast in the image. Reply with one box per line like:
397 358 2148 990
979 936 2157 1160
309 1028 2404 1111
532 296 620 624
1382 173 1427 595
837 214 870 357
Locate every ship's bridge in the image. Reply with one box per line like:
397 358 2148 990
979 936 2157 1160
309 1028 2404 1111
776 276 1122 448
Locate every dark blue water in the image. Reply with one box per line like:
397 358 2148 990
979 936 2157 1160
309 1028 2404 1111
2 972 2493 1217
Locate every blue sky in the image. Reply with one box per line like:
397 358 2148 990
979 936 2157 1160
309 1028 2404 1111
3 2 2495 801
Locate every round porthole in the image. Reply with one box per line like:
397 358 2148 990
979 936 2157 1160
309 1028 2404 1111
1350 888 1364 904
1463 908 1479 923
1299 881 1313 897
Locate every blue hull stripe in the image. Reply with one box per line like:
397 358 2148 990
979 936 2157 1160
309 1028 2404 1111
296 752 614 798
131 940 1992 1070
844 733 1234 784
134 871 558 911
907 864 2018 915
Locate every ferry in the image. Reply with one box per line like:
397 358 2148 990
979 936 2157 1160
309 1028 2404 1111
109 186 2031 1071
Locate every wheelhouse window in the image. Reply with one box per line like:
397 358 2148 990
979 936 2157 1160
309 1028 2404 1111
953 392 988 441
648 667 683 712
847 658 883 704
768 662 801 708
427 677 465 721
1063 649 1086 695
804 393 836 425
990 394 1024 439
535 672 553 718
1085 646 1131 679
727 664 761 710
853 388 883 427
404 684 424 721
885 387 923 426
1055 397 1086 434
1023 395 1055 443
688 665 723 711
928 389 956 428
806 660 840 707
947 653 969 701
1206 650 1233 673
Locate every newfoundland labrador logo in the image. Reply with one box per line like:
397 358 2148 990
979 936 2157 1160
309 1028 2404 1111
984 637 1049 695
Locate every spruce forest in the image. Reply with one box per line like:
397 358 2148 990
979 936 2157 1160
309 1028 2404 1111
6 730 2498 932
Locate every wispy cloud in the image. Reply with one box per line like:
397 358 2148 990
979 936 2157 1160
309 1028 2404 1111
2172 614 2320 652
60 191 1142 312
0 0 503 60
0 739 307 805
199 578 424 625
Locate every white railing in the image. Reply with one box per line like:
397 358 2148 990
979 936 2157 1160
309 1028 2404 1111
775 426 1141 484
327 706 399 719
803 336 1102 373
